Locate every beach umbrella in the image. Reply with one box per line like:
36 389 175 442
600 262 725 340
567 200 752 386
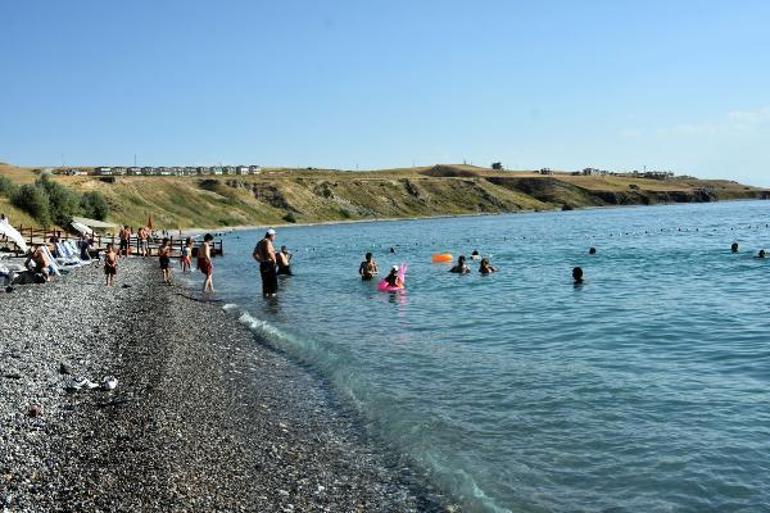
70 220 94 237
0 220 29 253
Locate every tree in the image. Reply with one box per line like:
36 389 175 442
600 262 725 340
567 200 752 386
12 184 51 226
80 191 110 221
36 175 81 226
491 162 503 170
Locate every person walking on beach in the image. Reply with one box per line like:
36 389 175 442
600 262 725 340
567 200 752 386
358 252 378 281
159 238 173 285
138 226 150 257
276 245 293 276
253 228 278 297
180 237 193 273
104 243 118 286
198 233 214 293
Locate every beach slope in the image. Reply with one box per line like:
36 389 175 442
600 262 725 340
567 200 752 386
0 261 447 512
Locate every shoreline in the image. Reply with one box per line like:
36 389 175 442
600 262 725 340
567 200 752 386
174 196 769 237
0 261 453 512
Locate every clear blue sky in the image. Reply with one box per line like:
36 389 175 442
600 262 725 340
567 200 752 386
2 1 769 185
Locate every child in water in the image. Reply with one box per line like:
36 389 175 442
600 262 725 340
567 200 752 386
358 252 379 281
180 237 193 273
384 265 403 288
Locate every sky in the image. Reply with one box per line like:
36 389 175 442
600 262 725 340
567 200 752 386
1 1 769 185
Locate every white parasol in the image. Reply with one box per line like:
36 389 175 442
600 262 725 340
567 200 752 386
0 220 28 253
70 220 94 237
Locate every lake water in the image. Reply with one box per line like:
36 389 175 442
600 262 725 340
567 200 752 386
185 201 770 513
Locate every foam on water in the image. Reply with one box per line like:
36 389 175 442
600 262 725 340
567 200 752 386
194 201 770 513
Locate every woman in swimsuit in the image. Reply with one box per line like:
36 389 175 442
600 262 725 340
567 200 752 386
159 238 172 284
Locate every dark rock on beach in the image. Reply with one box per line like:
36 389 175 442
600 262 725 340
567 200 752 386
0 260 452 512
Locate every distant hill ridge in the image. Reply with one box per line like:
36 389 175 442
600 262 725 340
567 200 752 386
0 163 767 229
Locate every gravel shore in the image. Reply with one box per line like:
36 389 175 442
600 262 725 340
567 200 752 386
1 260 451 512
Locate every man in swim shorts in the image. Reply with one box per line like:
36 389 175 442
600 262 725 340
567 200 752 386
253 228 278 297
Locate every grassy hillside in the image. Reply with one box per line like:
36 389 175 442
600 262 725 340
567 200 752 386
1 163 767 230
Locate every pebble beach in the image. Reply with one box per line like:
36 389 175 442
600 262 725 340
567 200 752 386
0 260 450 512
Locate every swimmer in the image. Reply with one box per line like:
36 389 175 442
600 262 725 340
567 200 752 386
479 258 497 274
756 249 766 259
572 266 584 284
589 247 597 255
731 242 739 254
470 250 481 260
358 252 378 281
384 265 403 288
449 255 471 274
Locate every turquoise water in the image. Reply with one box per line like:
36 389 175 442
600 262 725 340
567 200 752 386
191 201 770 512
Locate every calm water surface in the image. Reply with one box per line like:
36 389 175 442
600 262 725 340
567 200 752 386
187 201 770 513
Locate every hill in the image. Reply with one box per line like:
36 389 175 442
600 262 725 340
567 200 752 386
0 163 767 230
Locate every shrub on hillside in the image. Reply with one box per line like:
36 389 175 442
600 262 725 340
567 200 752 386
282 212 297 223
80 191 110 221
0 175 18 197
36 176 81 226
12 184 51 226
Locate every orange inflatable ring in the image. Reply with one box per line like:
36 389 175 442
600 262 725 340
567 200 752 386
432 253 453 263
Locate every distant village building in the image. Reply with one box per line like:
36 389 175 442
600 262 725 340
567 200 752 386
235 165 250 175
197 166 209 175
127 167 142 176
211 166 224 175
94 167 113 176
539 168 553 175
66 168 86 176
141 167 155 176
113 167 127 176
158 167 171 176
223 166 236 175
249 165 262 174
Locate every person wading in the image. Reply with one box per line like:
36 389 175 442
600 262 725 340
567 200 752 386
253 228 278 297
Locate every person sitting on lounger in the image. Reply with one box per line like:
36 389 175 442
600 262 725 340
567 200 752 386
25 245 51 282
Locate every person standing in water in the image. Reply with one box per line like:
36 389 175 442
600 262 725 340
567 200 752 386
449 255 471 274
276 245 293 276
358 252 379 281
198 233 214 293
731 242 739 253
180 237 193 273
253 228 278 297
572 266 584 285
159 238 172 285
479 258 498 274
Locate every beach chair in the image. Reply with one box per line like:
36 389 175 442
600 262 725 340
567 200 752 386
54 242 83 269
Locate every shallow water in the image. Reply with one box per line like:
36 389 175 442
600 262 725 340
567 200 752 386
186 201 770 513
